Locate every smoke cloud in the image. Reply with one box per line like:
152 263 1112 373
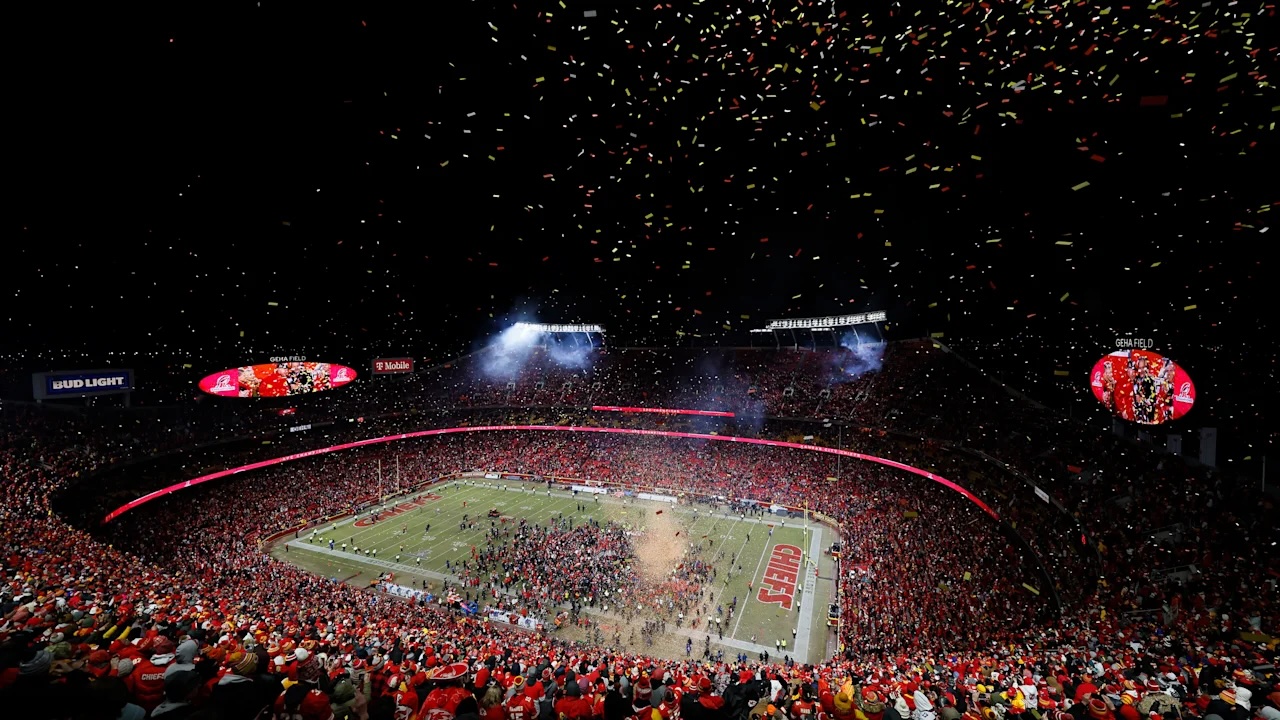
478 322 543 379
477 318 599 380
834 331 886 381
545 332 596 369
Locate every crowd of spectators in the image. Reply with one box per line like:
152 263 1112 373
428 344 933 425
1 341 1275 720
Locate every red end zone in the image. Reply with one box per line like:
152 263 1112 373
756 544 802 610
103 425 999 523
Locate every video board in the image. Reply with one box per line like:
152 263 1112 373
199 362 356 398
1089 349 1194 425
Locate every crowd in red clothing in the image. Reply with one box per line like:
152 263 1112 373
0 339 1275 720
430 343 933 424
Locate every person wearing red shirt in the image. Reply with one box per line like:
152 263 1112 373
506 681 538 720
419 666 475 720
256 366 289 397
394 681 420 720
555 681 594 720
591 681 609 719
792 685 818 720
479 686 505 720
125 641 168 714
272 683 335 720
1075 677 1100 703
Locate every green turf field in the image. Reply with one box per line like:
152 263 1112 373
275 478 838 663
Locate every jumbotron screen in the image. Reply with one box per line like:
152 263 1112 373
1089 350 1195 425
199 362 356 398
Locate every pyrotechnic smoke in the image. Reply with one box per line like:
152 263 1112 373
545 332 595 369
478 322 542 379
834 331 886 380
476 311 599 380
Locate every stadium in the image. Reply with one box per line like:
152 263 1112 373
4 332 1274 720
4 1 1276 720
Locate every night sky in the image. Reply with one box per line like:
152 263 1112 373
7 2 1275 454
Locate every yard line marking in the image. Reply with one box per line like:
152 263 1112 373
731 528 774 639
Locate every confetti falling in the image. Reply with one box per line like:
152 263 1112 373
5 1 1276 454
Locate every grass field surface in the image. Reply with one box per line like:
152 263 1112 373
275 478 838 663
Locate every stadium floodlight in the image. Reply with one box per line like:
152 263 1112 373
512 322 606 334
752 312 887 333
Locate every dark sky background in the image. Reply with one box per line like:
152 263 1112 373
6 2 1275 457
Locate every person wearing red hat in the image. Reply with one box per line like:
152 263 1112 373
126 638 170 714
555 676 594 720
394 678 420 720
857 688 887 720
1087 696 1116 720
419 664 475 720
635 676 655 715
1076 677 1101 704
85 650 114 679
1117 692 1141 720
681 676 727 720
589 678 609 719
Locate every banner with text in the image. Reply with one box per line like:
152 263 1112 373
34 370 134 399
372 358 414 374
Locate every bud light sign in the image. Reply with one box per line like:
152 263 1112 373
34 370 135 399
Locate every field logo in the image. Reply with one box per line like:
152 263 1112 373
1175 382 1194 404
756 543 802 610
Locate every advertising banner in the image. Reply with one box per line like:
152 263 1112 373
571 485 610 494
372 358 414 375
34 369 134 399
487 610 543 631
637 492 678 503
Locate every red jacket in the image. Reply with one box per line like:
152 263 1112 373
556 695 594 720
506 693 537 720
126 657 168 712
272 688 334 720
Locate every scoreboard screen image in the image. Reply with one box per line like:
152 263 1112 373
1089 349 1194 425
199 362 356 398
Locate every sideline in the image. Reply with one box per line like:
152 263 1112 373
104 425 999 523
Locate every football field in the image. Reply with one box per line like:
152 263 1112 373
274 479 838 663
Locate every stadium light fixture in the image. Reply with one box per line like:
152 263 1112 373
750 311 887 332
512 322 606 334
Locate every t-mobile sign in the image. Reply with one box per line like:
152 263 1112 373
372 358 414 374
